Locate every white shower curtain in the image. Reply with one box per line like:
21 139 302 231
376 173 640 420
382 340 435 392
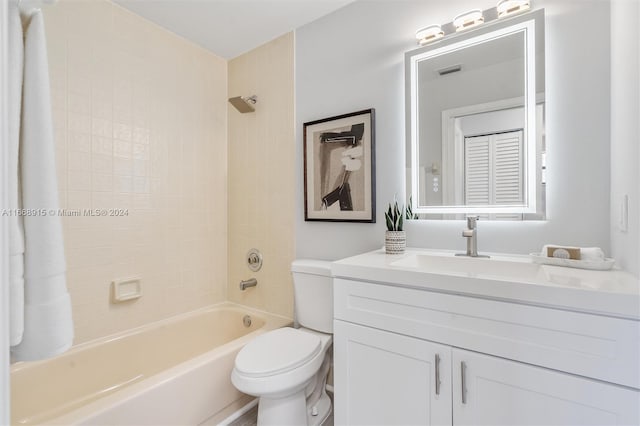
8 3 73 361
8 0 25 348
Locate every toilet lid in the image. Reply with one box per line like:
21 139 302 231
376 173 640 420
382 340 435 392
235 328 322 378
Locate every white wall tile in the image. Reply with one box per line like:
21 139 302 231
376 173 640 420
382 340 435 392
227 33 295 319
44 0 228 345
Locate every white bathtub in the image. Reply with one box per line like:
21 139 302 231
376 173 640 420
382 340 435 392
10 303 291 425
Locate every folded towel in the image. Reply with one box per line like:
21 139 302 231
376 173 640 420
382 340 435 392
11 10 73 361
11 278 73 361
541 244 605 262
8 1 25 347
578 247 606 262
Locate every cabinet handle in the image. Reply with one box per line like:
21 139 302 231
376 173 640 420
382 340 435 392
461 361 467 404
435 354 441 395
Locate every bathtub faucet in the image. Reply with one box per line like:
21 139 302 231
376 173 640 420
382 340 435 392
239 278 258 291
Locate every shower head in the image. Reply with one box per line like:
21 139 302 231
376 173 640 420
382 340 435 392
228 95 257 113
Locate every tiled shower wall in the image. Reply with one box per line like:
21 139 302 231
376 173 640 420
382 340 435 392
227 34 296 318
44 0 228 344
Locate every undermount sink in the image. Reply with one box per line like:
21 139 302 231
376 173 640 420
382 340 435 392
391 252 543 282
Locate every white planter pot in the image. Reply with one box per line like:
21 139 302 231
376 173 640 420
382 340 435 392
385 230 406 254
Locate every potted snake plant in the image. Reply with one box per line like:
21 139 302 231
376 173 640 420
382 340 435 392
384 201 406 254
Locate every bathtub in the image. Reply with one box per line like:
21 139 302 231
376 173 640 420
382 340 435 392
10 302 291 425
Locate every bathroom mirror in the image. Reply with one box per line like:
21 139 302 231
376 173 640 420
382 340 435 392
405 9 545 220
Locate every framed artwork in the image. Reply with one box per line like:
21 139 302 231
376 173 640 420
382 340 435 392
303 109 376 222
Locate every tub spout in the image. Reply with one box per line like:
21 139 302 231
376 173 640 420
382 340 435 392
239 278 257 291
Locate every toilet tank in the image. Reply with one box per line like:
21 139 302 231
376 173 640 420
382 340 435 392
291 260 333 333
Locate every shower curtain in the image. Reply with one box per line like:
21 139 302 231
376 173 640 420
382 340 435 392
8 1 73 361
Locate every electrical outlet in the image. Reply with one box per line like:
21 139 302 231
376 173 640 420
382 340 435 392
619 194 629 233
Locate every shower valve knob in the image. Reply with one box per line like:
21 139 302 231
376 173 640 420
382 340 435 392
246 248 263 272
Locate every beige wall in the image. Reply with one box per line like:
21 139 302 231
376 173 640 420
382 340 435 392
227 33 295 318
44 0 228 344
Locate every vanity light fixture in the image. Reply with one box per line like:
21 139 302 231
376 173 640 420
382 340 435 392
415 24 445 45
497 0 530 18
453 9 485 32
414 3 533 48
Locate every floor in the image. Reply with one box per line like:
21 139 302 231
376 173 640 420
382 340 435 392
227 404 258 426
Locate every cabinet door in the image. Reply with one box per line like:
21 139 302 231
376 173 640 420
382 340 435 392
452 348 640 426
334 320 452 426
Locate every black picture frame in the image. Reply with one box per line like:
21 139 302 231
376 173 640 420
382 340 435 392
303 109 376 222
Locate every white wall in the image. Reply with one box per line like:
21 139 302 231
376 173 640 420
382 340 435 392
296 0 612 260
610 0 639 276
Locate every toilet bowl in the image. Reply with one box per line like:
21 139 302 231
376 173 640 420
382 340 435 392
231 327 332 425
231 260 333 426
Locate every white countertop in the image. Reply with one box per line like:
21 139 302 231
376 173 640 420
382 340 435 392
332 248 640 320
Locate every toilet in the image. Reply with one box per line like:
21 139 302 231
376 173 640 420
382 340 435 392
231 260 333 426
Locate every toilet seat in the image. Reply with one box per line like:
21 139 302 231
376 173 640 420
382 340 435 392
235 328 322 378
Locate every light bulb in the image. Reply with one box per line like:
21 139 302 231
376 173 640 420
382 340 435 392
497 0 531 18
453 9 485 32
415 24 444 45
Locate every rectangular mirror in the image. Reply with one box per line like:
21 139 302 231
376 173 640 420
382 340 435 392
405 9 545 220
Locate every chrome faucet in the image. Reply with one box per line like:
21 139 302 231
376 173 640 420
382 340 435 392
456 216 489 258
239 278 258 290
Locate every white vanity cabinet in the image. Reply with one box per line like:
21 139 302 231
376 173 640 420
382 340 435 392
334 320 451 425
452 348 639 426
332 259 640 426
